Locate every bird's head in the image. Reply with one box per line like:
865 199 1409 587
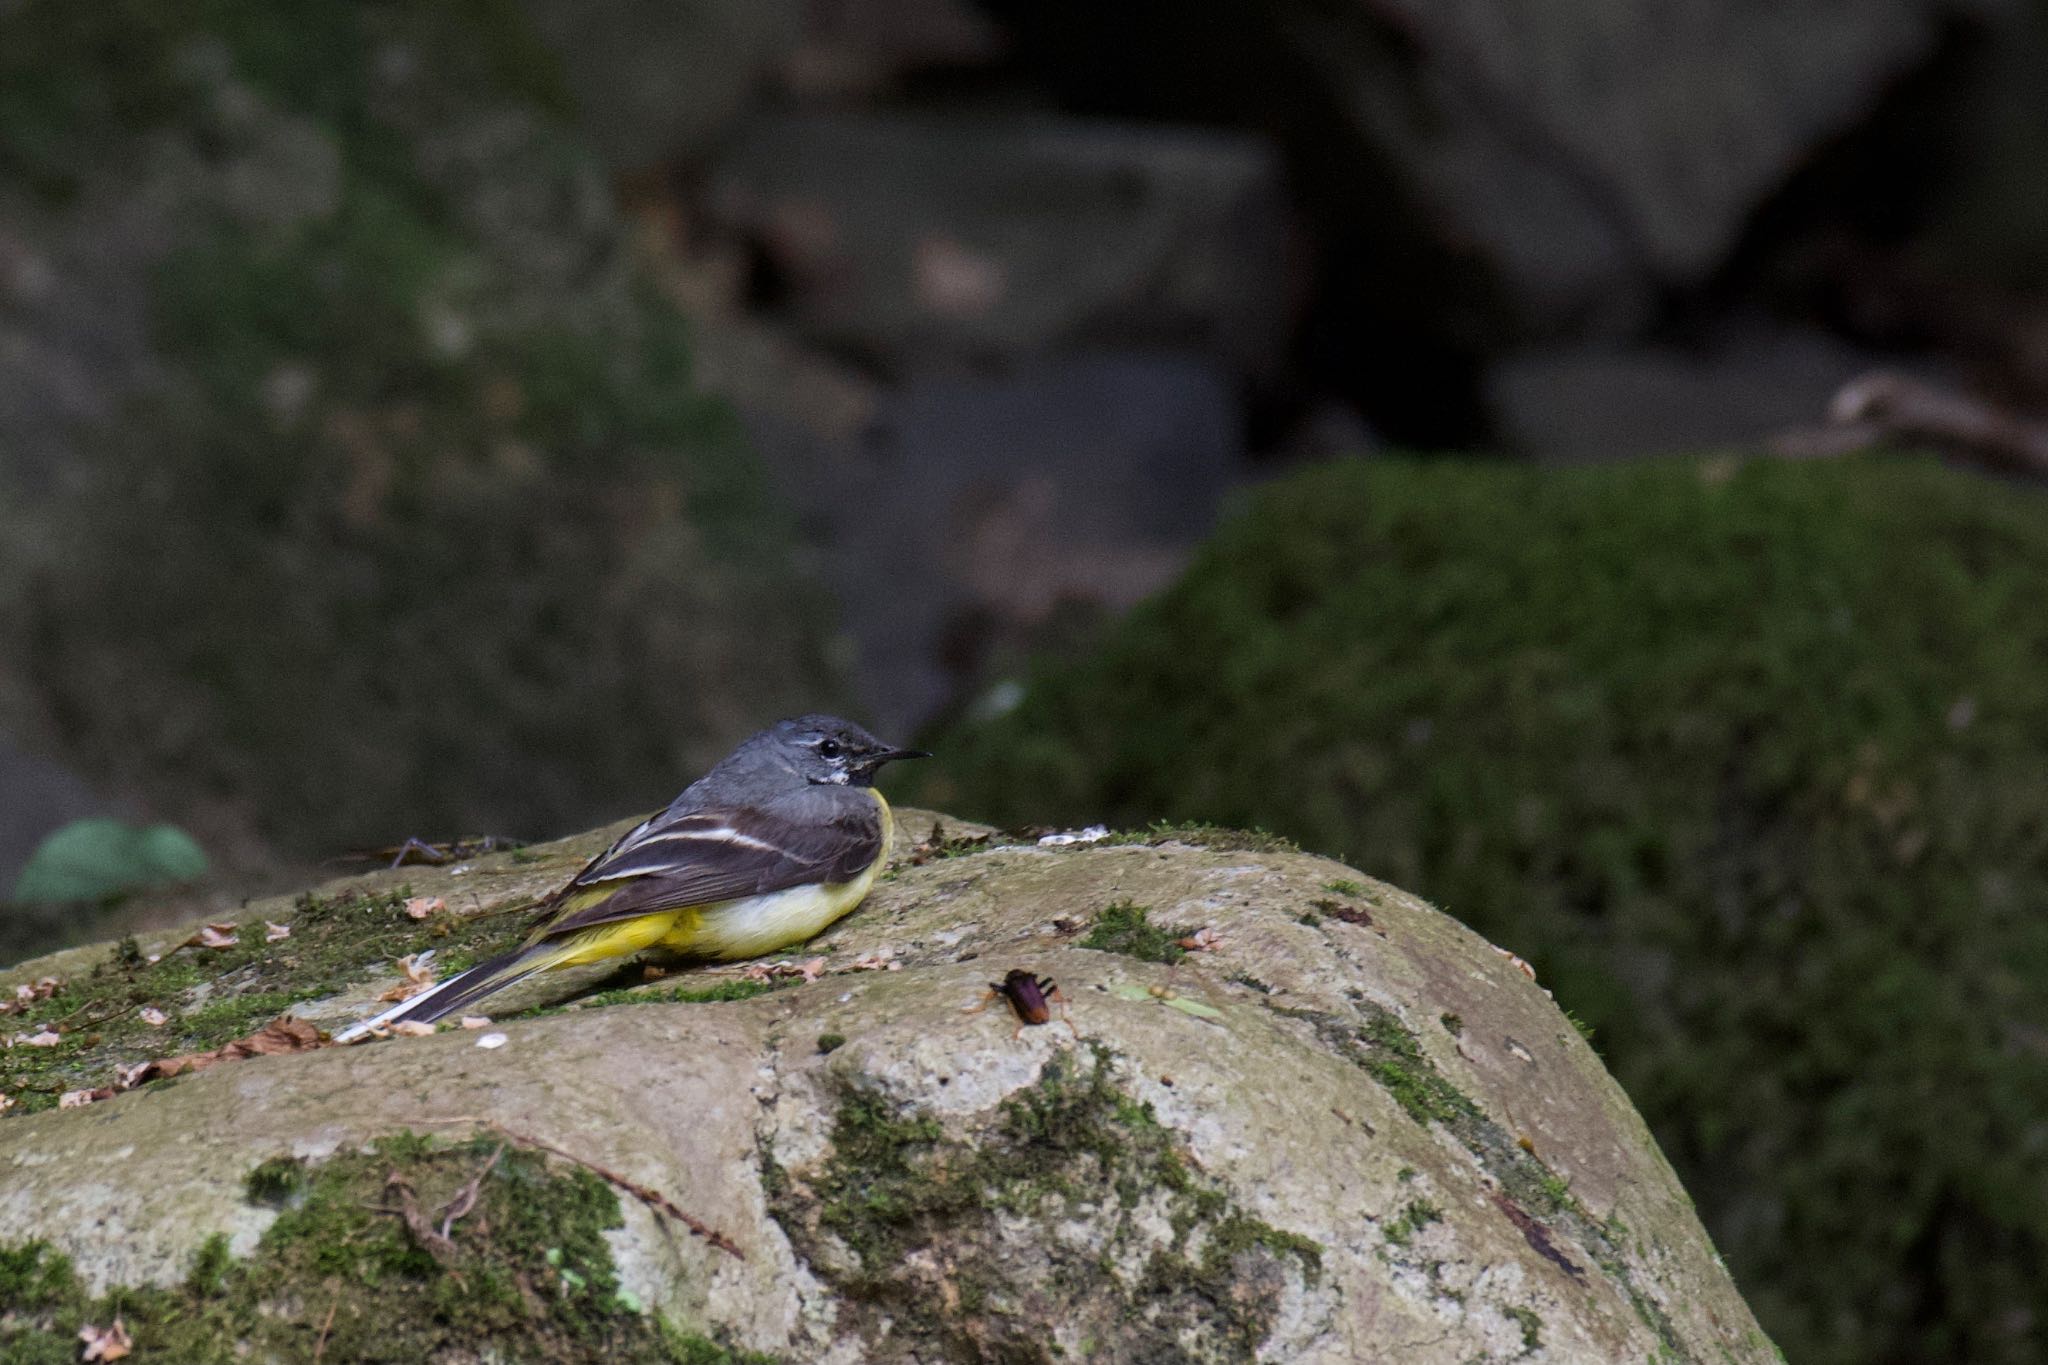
767 714 929 788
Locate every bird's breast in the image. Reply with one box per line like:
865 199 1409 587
664 790 892 960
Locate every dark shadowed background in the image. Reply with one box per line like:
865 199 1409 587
3 2 2047 1361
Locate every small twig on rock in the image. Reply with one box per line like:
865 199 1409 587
381 1170 457 1262
311 1287 340 1365
405 1115 746 1260
493 1126 746 1260
438 1143 505 1240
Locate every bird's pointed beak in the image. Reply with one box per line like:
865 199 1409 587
873 747 931 764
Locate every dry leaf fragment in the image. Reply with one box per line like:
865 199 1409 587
0 1092 14 1113
458 1016 492 1029
123 1015 327 1087
1490 945 1538 981
403 896 446 920
848 946 901 972
391 1020 437 1037
265 921 292 942
6 978 62 1014
60 1087 115 1109
196 924 238 950
376 953 438 1003
80 1317 133 1361
741 957 828 985
139 1007 168 1027
23 1029 61 1048
1176 927 1223 952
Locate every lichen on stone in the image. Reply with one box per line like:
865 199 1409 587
764 1044 1322 1361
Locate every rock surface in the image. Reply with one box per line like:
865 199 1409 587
1486 330 1880 462
741 350 1250 735
1 809 1772 1362
1301 0 1957 334
513 0 802 169
708 111 1296 378
989 0 1970 342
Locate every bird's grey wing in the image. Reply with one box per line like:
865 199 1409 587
533 788 883 939
547 809 663 893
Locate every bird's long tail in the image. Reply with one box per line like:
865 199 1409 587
332 940 563 1043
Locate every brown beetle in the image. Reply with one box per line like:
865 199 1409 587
967 969 1079 1039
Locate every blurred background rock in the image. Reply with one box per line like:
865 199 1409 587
4 0 2048 1359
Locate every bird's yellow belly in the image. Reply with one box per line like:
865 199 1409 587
659 792 893 960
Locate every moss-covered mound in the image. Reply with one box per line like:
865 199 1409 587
0 1135 767 1363
916 454 2048 1365
0 0 832 861
0 807 1775 1362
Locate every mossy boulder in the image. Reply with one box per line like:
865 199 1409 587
0 0 832 863
913 453 2048 1365
0 811 1772 1361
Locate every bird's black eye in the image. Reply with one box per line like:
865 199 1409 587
818 739 843 760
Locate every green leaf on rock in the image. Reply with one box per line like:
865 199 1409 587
12 819 208 904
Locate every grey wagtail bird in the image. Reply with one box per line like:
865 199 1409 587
335 715 927 1040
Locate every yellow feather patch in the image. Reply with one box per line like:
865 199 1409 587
533 790 895 968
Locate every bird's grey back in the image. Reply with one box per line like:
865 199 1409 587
666 715 881 813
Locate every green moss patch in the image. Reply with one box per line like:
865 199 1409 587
1078 900 1196 965
0 888 527 1115
1381 1199 1442 1248
1099 822 1299 855
764 1045 1321 1359
0 1134 765 1363
549 976 791 1015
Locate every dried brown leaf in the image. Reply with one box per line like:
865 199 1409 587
1490 945 1538 981
403 896 446 920
391 1020 437 1037
376 953 438 1003
80 1317 133 1361
7 978 61 1014
265 921 292 942
123 1015 327 1087
139 1007 168 1027
741 957 827 985
196 924 238 950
